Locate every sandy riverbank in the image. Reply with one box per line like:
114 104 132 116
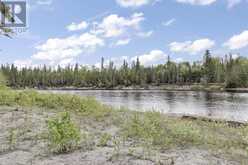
0 89 248 164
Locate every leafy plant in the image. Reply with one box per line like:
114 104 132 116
47 112 81 153
98 133 111 147
7 128 17 150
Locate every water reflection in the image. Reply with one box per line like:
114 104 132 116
48 90 248 122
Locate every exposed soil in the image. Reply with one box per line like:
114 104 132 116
0 107 247 165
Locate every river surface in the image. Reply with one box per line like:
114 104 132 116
48 90 248 122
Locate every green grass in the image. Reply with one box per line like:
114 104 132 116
122 111 248 155
0 87 248 157
0 88 112 120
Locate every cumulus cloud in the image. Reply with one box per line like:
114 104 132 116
223 30 248 50
174 58 184 63
14 59 34 69
32 33 104 65
95 56 129 68
131 50 167 65
95 50 167 68
176 0 217 5
93 13 145 38
169 38 215 54
59 58 75 67
67 21 88 31
30 12 148 66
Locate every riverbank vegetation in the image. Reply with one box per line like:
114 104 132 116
0 87 248 164
1 50 248 89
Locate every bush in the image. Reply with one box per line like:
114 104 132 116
98 133 111 147
47 112 81 153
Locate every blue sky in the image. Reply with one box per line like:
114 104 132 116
1 0 248 68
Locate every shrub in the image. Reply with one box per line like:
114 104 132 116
98 133 111 147
47 112 81 153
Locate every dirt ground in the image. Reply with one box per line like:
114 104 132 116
0 107 246 165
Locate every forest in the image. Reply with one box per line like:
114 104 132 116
1 50 248 88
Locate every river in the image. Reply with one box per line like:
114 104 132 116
48 90 248 122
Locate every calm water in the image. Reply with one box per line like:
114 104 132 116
48 90 248 122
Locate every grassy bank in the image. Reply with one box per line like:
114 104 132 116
0 87 248 164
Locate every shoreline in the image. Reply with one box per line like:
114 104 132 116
0 89 248 164
33 84 248 93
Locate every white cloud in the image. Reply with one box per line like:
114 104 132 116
162 18 176 27
95 50 167 68
116 0 157 7
14 59 33 69
115 39 131 46
176 0 217 5
93 13 145 38
137 30 153 38
131 50 167 65
32 33 104 65
26 12 148 66
232 54 240 59
67 21 88 31
59 58 75 66
95 56 129 68
169 38 215 54
223 30 248 50
175 58 184 63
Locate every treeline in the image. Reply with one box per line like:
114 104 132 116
1 50 248 88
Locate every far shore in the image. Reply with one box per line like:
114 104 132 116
32 84 248 93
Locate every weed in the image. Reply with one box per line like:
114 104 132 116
7 128 17 150
108 136 122 161
113 136 121 155
98 133 111 147
122 112 168 147
47 112 81 153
